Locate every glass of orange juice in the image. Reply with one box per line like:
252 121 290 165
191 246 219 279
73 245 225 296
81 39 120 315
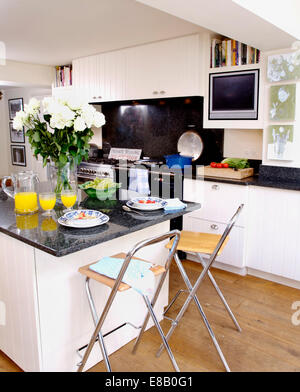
61 189 77 213
39 192 56 216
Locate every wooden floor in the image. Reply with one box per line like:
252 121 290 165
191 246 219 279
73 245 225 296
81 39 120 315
1 260 300 372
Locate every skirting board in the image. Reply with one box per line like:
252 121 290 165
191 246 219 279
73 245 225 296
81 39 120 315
186 254 300 290
247 268 300 290
186 254 247 276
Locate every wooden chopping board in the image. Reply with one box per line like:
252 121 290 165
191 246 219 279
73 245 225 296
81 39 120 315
201 166 254 179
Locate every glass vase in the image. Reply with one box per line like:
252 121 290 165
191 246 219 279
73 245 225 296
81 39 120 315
47 159 77 201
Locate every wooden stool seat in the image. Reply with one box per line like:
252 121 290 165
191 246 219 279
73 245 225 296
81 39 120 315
166 231 229 255
79 252 165 292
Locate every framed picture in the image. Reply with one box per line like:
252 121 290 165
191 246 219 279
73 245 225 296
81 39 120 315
269 84 296 121
268 52 300 82
267 125 295 161
9 122 25 143
11 145 26 167
8 98 23 120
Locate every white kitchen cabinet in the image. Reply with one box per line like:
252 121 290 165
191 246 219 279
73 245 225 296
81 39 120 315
183 179 247 270
183 216 245 268
72 50 127 103
126 34 201 100
72 34 203 102
184 179 247 226
246 186 300 281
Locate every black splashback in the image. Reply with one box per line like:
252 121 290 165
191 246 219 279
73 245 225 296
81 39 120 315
99 96 224 164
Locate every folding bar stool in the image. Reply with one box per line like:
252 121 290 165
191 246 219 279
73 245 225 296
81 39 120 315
77 230 181 373
158 204 244 372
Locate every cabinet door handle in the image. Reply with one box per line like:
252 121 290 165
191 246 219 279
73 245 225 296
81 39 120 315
92 96 97 99
160 90 166 94
153 91 158 95
210 224 219 230
211 185 219 190
98 96 102 99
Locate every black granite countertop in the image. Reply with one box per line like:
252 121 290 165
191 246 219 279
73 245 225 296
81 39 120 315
193 175 300 191
0 197 200 257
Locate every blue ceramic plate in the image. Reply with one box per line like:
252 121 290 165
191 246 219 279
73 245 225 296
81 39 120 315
59 210 109 228
127 197 167 211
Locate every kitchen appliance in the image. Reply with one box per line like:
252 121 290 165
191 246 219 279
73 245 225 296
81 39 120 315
2 171 39 214
209 69 259 120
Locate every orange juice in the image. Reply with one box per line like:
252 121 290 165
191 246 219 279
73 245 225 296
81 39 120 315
15 192 38 214
61 192 77 208
41 217 57 232
39 194 56 211
16 213 39 230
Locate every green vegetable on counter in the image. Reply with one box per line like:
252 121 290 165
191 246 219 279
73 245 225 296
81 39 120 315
221 158 250 170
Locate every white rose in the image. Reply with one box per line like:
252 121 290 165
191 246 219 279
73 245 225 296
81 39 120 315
60 105 75 122
13 110 29 130
42 97 52 112
13 116 24 131
93 111 106 128
278 88 289 103
24 97 40 116
74 116 87 132
67 97 83 111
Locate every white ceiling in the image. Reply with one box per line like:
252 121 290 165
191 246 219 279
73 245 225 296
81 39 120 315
137 0 300 51
0 0 204 66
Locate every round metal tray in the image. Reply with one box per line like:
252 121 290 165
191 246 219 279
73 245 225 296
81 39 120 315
177 131 203 161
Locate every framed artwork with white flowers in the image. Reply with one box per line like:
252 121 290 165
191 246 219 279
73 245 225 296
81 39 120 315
269 84 296 121
267 125 295 161
268 52 300 82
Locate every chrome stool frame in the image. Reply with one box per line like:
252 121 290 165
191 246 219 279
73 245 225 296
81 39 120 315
156 205 244 372
77 230 181 373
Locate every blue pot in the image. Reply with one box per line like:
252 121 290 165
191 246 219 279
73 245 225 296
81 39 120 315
164 154 193 169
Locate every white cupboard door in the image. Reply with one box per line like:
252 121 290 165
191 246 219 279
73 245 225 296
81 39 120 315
184 179 247 226
126 44 159 100
246 187 300 281
102 50 127 101
72 57 92 102
183 216 245 268
157 35 200 98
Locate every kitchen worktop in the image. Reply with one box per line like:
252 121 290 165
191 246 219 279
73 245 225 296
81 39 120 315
0 197 200 257
194 174 300 191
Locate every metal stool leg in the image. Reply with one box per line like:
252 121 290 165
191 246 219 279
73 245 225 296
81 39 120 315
85 278 112 372
196 254 241 332
156 253 230 372
132 246 177 356
143 294 180 372
163 289 188 316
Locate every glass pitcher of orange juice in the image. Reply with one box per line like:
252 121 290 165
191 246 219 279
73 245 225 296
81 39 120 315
2 171 39 214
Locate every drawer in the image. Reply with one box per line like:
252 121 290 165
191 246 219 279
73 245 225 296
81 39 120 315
183 216 245 268
184 179 247 226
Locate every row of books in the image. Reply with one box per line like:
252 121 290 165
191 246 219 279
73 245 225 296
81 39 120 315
55 65 72 87
211 39 260 68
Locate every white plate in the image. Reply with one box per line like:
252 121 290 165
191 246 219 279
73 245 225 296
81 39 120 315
58 210 109 228
127 197 167 211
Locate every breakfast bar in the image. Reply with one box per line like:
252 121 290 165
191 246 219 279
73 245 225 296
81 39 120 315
0 195 200 372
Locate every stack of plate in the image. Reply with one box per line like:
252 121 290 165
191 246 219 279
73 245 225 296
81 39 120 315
126 197 167 211
58 209 109 228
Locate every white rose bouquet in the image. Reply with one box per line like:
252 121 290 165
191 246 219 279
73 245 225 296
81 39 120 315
13 96 105 192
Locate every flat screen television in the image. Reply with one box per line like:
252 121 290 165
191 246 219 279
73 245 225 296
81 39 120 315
209 69 259 120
